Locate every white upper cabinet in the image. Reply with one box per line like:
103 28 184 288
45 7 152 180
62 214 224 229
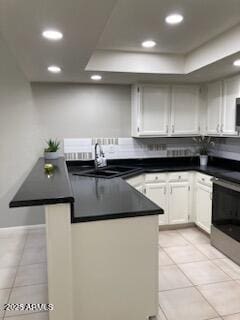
132 85 170 136
206 76 240 137
131 84 200 137
222 75 240 136
171 86 200 135
206 81 222 135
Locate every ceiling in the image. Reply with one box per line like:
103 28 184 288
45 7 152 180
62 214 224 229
0 0 240 84
98 0 240 54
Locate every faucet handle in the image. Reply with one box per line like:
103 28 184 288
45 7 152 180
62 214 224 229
102 155 107 167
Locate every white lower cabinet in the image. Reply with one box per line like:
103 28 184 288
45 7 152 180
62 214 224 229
126 171 213 232
195 177 213 234
169 182 190 224
144 172 191 225
145 182 168 225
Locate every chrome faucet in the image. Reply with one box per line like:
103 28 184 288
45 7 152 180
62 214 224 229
94 143 107 169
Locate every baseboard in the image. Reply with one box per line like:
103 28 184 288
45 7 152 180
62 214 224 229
0 224 45 233
159 222 195 231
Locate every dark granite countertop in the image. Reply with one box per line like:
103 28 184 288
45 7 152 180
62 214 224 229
67 157 239 223
9 157 74 208
10 156 240 224
69 173 162 223
123 164 235 180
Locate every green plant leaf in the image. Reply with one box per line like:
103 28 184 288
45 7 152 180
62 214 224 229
45 139 60 152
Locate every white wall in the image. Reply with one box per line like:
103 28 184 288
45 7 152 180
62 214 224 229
0 34 44 227
31 83 131 143
0 71 132 227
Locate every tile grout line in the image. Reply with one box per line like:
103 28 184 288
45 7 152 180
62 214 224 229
210 259 240 282
165 232 233 318
11 281 48 290
193 238 240 282
158 229 228 319
158 239 222 319
2 230 30 319
158 266 224 319
176 258 235 283
159 305 169 320
194 281 229 319
158 278 234 293
3 229 48 319
221 311 240 318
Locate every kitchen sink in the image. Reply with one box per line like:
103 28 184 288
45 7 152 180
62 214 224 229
73 166 140 179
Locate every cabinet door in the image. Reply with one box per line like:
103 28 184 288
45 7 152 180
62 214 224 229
171 86 200 135
146 182 168 225
138 85 170 136
222 76 240 136
207 81 222 135
169 182 189 224
195 183 212 234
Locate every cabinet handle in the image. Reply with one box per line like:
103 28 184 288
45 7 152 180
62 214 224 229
164 186 167 195
216 124 219 133
166 125 169 133
170 186 172 194
221 124 223 133
172 125 175 133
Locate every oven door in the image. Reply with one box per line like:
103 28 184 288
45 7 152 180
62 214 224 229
212 178 240 242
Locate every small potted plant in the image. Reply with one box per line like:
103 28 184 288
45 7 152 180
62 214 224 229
193 136 215 166
44 139 61 160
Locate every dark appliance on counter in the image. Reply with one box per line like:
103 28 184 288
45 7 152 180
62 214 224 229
236 98 240 132
211 177 240 266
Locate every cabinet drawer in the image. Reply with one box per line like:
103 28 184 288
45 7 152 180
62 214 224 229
196 173 212 187
126 174 144 187
145 173 167 183
168 172 189 182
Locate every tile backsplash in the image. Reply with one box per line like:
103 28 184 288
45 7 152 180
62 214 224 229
210 138 240 161
64 137 196 161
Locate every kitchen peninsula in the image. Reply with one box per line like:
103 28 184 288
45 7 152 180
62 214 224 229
10 157 162 320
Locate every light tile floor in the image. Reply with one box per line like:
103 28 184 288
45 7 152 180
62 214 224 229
159 227 240 320
0 227 48 320
1 226 240 320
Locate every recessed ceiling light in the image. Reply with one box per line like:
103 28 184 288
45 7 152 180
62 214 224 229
42 29 63 41
233 59 240 67
48 65 62 73
91 74 102 81
142 40 156 48
165 14 184 24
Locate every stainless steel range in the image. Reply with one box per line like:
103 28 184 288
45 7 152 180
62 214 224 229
211 177 240 266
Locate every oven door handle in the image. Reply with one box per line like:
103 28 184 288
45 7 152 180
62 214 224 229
213 177 240 193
